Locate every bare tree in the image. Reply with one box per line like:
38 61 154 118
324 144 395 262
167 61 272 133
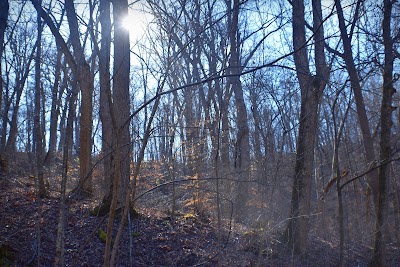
3 23 37 153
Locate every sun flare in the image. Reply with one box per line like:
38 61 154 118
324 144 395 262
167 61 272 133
121 9 150 41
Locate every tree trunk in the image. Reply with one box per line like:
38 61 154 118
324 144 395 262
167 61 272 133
31 0 94 193
335 0 379 206
54 88 75 267
47 49 63 165
104 0 131 264
112 0 131 205
65 0 94 194
370 0 394 265
34 2 46 198
0 0 8 58
4 84 24 153
0 0 9 121
283 0 329 254
227 0 251 224
99 0 113 197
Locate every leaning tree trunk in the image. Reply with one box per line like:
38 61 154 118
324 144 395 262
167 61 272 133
5 45 37 153
283 0 329 254
335 0 379 206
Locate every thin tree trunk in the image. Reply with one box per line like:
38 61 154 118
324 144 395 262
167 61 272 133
332 95 351 267
47 50 63 164
34 2 46 198
54 90 75 266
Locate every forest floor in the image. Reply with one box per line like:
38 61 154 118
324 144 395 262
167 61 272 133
1 158 400 266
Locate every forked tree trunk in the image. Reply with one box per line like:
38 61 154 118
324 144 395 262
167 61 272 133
283 0 329 254
32 0 94 194
227 0 251 224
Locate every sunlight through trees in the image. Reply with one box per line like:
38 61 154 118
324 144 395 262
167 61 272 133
1 0 400 266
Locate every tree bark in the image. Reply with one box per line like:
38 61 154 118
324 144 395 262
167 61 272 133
112 0 131 204
104 0 131 265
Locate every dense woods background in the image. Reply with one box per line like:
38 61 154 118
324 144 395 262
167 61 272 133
1 0 400 266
